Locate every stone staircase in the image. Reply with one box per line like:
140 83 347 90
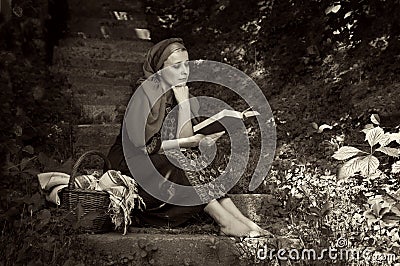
51 0 294 265
52 0 152 158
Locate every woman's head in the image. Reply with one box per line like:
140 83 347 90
161 47 189 87
142 38 189 87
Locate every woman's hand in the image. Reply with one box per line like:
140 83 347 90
181 131 225 148
172 85 189 104
200 131 225 147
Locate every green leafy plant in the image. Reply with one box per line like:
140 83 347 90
333 114 400 179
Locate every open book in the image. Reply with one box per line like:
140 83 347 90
193 109 260 135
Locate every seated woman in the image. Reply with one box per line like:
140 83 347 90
107 38 270 237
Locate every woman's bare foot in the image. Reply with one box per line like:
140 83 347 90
245 221 274 237
219 219 253 237
217 198 274 237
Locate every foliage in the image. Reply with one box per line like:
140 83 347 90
333 114 400 179
0 1 83 264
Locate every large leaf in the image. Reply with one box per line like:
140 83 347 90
338 156 363 179
389 133 400 144
366 127 384 147
392 161 400 174
371 114 380 125
376 147 400 157
332 146 366 161
378 133 392 147
359 155 380 176
361 124 374 135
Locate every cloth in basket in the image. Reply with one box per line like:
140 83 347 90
37 170 145 234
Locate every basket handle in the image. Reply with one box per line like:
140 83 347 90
68 150 112 189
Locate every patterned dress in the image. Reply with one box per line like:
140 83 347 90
107 94 228 227
144 98 227 203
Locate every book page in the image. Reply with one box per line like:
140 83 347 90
193 109 243 133
243 110 260 118
193 109 260 134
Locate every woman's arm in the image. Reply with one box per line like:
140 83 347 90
158 131 225 153
172 85 194 138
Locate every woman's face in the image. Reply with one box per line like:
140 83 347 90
161 50 189 87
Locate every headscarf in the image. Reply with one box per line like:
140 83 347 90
125 38 199 148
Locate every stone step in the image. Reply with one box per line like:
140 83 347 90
68 0 144 16
67 18 149 40
53 66 139 86
53 56 143 72
72 124 120 161
72 83 132 105
75 104 126 124
53 45 146 63
80 194 297 265
69 74 132 87
81 233 264 265
69 4 145 20
72 84 131 124
58 37 152 51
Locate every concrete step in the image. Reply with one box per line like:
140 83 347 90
69 5 145 20
68 0 144 16
53 45 146 63
82 233 263 265
72 83 132 105
80 194 298 265
72 124 120 161
58 37 152 52
69 74 132 87
67 18 148 40
53 56 142 72
53 66 139 86
72 84 131 124
75 104 126 124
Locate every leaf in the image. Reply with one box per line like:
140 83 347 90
22 145 34 155
76 203 84 220
317 124 333 133
309 207 321 216
325 5 341 14
376 147 400 157
78 211 99 229
37 209 51 226
392 161 400 174
38 152 60 171
20 157 32 171
338 156 363 179
362 124 374 134
311 122 319 130
389 133 400 144
371 114 380 125
24 168 41 176
59 157 74 173
378 133 392 147
365 127 384 147
321 201 333 216
359 155 380 176
332 146 366 160
382 214 400 226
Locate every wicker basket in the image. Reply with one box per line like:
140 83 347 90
61 150 113 233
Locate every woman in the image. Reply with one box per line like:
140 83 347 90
107 38 270 237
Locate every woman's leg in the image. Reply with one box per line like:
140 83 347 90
204 199 252 237
218 197 273 237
